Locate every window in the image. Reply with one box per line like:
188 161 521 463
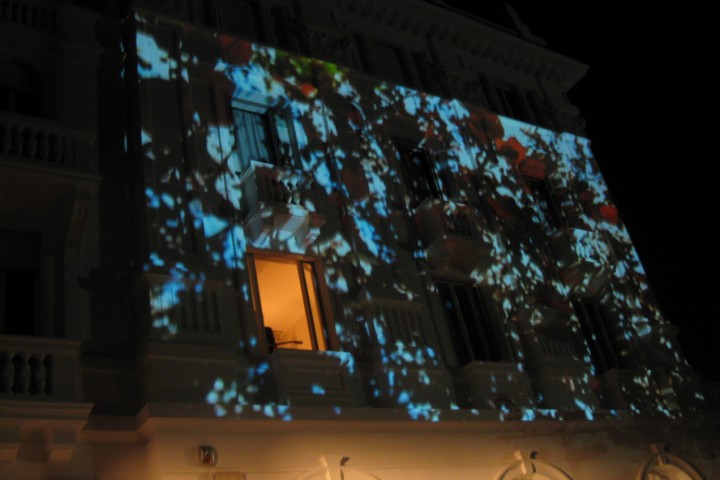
269 6 294 51
232 100 296 170
0 230 41 336
213 0 267 42
0 60 42 116
395 141 440 207
525 176 561 233
496 85 532 123
573 299 625 374
371 42 411 85
351 34 372 72
248 254 328 352
435 281 503 366
412 52 439 94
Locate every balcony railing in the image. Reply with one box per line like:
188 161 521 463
0 111 94 172
413 198 492 273
549 226 614 298
0 335 83 401
0 0 56 31
241 161 325 248
0 351 51 395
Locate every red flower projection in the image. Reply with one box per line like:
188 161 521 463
219 35 253 66
599 204 619 225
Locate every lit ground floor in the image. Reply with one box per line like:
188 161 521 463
1 402 719 480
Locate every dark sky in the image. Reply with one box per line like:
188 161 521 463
447 3 719 382
524 6 719 383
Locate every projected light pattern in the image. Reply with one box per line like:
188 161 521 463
132 10 698 421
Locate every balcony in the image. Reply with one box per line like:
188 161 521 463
270 349 365 407
357 298 456 410
0 335 84 401
412 198 492 274
0 111 99 249
549 226 614 298
0 335 91 463
460 361 535 411
516 306 602 412
240 161 325 249
0 0 57 32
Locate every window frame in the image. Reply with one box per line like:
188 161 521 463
210 0 269 42
572 297 627 374
394 140 441 208
231 98 298 171
434 280 507 367
246 251 334 355
495 84 533 123
369 40 412 86
524 175 563 233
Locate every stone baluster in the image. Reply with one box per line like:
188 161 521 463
0 123 10 154
36 128 49 160
29 353 47 394
15 353 31 394
11 125 23 156
2 353 13 393
50 132 64 163
24 125 37 158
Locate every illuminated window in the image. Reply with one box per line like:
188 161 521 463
525 176 562 232
435 281 504 366
232 100 296 170
395 142 440 207
249 254 328 353
573 299 625 374
0 230 40 336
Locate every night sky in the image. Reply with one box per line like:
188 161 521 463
525 6 719 383
446 3 719 383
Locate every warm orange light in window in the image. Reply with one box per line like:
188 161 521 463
253 256 326 351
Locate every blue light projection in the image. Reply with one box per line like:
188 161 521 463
132 10 701 422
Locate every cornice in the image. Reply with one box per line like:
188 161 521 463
331 0 588 86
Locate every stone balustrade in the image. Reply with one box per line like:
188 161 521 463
0 111 94 171
0 0 56 31
0 335 82 401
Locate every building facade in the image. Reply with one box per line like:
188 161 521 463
1 1 718 479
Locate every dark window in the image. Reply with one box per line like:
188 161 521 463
525 176 561 232
371 42 410 85
232 101 296 169
573 299 625 374
412 52 438 94
351 34 372 72
0 230 41 336
215 0 267 42
396 142 439 207
0 61 42 116
269 6 293 50
496 85 531 122
436 281 503 366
